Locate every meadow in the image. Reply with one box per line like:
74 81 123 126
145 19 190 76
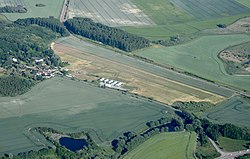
0 77 173 156
122 0 250 39
0 0 64 21
124 132 196 159
218 137 249 152
203 95 250 128
135 34 250 92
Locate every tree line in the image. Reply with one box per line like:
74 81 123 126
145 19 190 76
0 5 27 13
15 17 69 36
64 17 150 52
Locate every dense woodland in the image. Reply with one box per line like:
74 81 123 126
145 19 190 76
15 17 69 36
64 17 150 52
0 5 27 13
0 76 33 96
0 18 66 96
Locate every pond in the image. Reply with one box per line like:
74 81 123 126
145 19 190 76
59 137 88 152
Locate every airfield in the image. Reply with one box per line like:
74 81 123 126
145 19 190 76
0 0 250 158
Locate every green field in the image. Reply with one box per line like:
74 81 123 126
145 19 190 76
135 35 250 92
124 132 196 159
218 137 249 152
203 96 250 128
0 77 173 156
122 0 250 40
0 0 64 21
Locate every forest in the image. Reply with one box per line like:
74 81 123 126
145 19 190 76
64 17 150 52
0 76 34 96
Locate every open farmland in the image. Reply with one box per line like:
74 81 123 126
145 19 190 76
122 0 250 39
124 132 196 159
203 96 250 128
0 77 173 156
53 36 226 104
135 35 250 92
67 0 155 27
0 0 64 21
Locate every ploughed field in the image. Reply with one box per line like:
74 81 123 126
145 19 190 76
0 0 64 21
0 77 172 155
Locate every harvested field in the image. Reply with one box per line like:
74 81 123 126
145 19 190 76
135 35 250 92
124 132 196 159
203 95 250 128
67 0 155 27
0 77 172 156
0 0 64 21
53 36 225 104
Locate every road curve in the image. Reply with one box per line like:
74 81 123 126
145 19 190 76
208 138 250 159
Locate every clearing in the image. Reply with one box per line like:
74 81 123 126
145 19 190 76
67 0 155 27
219 41 250 75
53 36 225 104
135 34 250 92
0 77 172 156
203 95 250 128
0 0 64 21
124 131 196 159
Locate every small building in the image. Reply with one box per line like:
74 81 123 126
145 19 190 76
116 82 123 87
108 80 114 84
12 58 18 62
35 59 44 63
99 78 105 82
104 79 110 83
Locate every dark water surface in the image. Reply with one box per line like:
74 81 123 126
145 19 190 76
59 137 88 152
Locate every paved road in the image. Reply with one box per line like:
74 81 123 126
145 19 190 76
55 36 239 98
208 138 250 159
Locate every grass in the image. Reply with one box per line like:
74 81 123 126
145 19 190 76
203 95 250 128
54 36 226 105
196 139 220 159
121 0 250 40
0 77 173 156
124 132 196 159
218 137 249 152
0 0 64 21
134 34 250 92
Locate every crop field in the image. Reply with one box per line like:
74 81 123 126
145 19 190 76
122 0 250 39
203 96 250 128
171 0 250 20
124 132 196 159
135 35 250 92
0 0 64 21
67 0 155 27
53 36 226 105
0 77 173 155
